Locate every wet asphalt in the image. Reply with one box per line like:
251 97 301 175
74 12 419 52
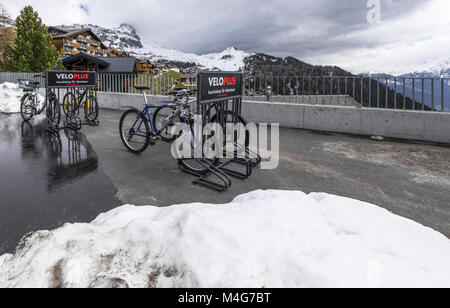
0 109 449 254
0 114 120 255
83 109 450 238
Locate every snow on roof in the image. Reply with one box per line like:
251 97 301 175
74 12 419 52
0 190 449 288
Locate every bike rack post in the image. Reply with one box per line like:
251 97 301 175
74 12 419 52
45 71 99 133
179 71 260 191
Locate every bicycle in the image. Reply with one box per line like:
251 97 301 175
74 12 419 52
62 88 99 122
19 75 61 126
153 86 250 147
120 85 218 174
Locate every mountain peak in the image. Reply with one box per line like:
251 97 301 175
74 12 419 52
119 23 137 32
224 46 237 52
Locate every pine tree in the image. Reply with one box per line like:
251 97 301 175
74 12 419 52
1 6 59 72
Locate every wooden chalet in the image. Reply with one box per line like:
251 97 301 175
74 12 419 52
48 27 108 57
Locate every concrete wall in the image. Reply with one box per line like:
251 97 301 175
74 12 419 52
97 92 170 110
97 92 450 144
242 100 450 144
243 95 361 107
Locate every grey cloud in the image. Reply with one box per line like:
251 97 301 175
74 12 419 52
128 0 428 55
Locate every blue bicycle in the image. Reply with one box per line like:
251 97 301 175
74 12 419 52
120 85 258 175
120 85 215 174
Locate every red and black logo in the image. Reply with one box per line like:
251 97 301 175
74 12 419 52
199 72 242 102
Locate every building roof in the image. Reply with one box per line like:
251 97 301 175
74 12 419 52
100 57 138 73
49 27 108 49
62 53 109 67
61 53 137 74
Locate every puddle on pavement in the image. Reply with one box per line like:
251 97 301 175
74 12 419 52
0 114 121 255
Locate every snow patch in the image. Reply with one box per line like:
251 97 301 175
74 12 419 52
0 82 24 113
0 190 449 288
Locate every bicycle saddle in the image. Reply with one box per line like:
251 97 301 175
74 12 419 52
134 85 150 91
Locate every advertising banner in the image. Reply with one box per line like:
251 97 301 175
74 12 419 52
198 72 243 103
46 71 97 88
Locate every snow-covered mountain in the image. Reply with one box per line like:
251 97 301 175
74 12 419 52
56 23 450 78
360 58 450 78
55 24 252 71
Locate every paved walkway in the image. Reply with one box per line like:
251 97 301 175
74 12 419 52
84 109 450 238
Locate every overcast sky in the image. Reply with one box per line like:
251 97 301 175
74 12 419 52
2 0 449 74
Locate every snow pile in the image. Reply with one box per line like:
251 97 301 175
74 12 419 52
0 82 24 113
0 190 449 288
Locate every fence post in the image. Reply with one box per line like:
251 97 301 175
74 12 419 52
394 78 397 109
431 79 434 110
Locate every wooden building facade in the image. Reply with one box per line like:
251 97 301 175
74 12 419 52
49 27 108 57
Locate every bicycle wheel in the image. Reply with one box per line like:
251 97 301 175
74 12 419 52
175 117 220 175
62 92 77 116
20 94 34 122
152 106 179 142
211 111 250 147
119 109 151 154
47 95 61 126
84 96 99 121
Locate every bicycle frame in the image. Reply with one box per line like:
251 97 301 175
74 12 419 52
128 90 194 140
32 91 46 114
73 88 94 106
26 88 53 115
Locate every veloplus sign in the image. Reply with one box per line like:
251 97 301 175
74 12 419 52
46 71 97 88
198 71 243 102
170 71 280 171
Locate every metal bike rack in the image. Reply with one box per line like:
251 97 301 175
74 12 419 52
45 71 100 133
179 71 261 191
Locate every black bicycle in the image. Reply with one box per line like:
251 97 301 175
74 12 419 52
19 75 61 126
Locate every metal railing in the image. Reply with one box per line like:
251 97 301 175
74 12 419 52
0 72 188 96
1 72 448 112
243 76 449 112
95 73 198 95
0 72 45 87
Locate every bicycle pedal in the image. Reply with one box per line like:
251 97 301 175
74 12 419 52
148 136 160 145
